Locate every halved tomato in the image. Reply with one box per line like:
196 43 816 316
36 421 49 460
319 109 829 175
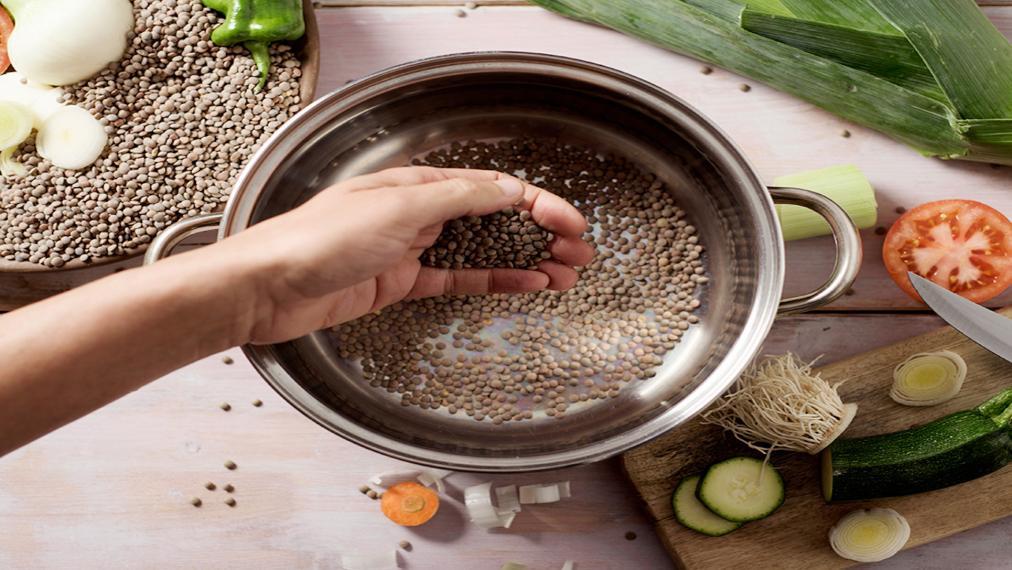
883 199 1012 303
0 7 11 74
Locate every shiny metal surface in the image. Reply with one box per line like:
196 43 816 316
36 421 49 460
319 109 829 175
909 272 1012 363
153 53 860 471
769 187 863 315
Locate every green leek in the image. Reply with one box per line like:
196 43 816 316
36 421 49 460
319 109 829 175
531 0 1012 165
774 164 877 241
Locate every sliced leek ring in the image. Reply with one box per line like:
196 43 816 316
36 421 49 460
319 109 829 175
829 508 910 563
891 351 966 407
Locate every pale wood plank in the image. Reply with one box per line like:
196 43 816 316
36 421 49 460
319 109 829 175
0 314 1007 569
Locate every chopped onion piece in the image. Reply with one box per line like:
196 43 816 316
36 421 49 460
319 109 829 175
369 470 420 487
36 106 107 170
465 482 515 529
891 351 966 407
417 468 452 493
340 549 399 570
519 481 571 504
561 562 575 570
494 485 521 514
829 508 910 563
500 563 527 570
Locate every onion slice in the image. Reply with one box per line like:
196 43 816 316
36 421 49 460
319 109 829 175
340 550 399 570
829 508 910 563
0 73 65 129
369 471 420 487
561 562 575 570
519 481 571 504
418 468 452 493
891 351 966 407
465 482 516 529
36 106 107 170
0 101 33 150
495 485 521 514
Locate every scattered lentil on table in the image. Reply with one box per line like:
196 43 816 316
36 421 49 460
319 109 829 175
224 483 235 493
252 399 263 407
332 137 706 423
219 402 231 412
190 497 202 507
225 497 236 507
224 460 237 470
205 481 216 491
0 0 304 268
222 356 235 365
399 540 413 551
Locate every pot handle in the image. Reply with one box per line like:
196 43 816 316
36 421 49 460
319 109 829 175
143 213 224 265
768 186 862 315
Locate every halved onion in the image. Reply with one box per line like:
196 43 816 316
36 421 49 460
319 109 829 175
891 351 966 407
829 508 910 563
35 105 107 170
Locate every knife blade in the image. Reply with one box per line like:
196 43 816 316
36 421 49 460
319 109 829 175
908 272 1012 363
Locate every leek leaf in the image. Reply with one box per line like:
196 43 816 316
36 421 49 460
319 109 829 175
869 0 1012 119
740 10 946 102
533 0 967 159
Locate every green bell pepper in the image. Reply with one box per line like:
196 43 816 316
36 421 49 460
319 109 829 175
202 0 305 91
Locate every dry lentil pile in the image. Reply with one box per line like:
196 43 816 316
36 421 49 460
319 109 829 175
332 137 706 423
422 207 552 270
0 0 304 268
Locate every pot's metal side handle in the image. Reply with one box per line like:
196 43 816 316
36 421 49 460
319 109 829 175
768 187 862 315
143 213 224 265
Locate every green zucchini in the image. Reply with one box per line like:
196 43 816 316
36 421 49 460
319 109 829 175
823 389 1012 502
672 475 742 536
697 457 785 522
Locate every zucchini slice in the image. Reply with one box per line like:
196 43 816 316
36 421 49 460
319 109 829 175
823 388 1012 501
697 457 785 523
672 475 742 536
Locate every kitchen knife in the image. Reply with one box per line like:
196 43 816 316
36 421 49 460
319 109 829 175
908 272 1012 363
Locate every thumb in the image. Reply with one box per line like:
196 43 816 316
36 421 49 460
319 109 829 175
404 175 527 227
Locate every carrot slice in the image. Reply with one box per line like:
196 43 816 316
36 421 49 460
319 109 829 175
380 481 439 526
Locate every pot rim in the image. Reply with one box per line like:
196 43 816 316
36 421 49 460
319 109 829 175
228 51 785 472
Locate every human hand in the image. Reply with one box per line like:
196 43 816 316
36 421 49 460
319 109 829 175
216 166 594 344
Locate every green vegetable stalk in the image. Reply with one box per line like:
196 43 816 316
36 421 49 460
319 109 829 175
202 0 305 90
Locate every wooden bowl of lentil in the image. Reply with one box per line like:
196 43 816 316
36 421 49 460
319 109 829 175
0 0 319 275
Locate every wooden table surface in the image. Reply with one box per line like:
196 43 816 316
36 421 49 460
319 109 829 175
2 2 1011 569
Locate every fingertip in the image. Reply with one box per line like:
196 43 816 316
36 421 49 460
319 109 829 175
537 261 580 291
550 236 597 267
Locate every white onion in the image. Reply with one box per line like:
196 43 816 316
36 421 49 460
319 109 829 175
36 106 108 170
7 0 134 86
829 508 910 563
369 470 419 487
891 351 966 407
465 482 517 529
417 469 452 493
494 485 521 514
0 73 65 129
518 481 571 504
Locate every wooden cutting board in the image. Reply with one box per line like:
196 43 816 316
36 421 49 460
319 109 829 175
622 308 1012 569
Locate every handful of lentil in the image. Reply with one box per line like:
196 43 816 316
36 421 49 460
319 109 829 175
422 208 553 270
334 137 706 424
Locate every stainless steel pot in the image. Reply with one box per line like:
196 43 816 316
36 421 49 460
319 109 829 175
147 52 861 472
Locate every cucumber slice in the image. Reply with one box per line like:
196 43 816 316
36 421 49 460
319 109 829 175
673 475 742 537
697 457 785 522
